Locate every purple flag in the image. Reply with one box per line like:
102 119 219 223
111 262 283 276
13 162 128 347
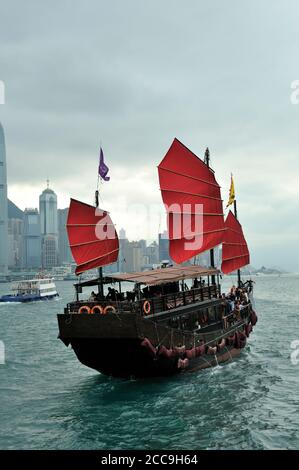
98 147 110 181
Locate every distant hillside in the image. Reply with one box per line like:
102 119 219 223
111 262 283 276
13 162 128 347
254 265 288 275
8 199 23 219
228 264 288 275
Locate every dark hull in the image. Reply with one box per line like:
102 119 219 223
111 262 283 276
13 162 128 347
69 338 242 379
57 311 251 379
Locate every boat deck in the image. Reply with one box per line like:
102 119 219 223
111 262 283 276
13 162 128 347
65 284 220 316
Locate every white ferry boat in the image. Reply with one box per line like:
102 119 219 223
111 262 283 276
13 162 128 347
0 278 59 303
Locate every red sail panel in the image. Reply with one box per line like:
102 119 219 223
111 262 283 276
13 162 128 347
221 211 250 274
158 138 225 264
67 198 119 275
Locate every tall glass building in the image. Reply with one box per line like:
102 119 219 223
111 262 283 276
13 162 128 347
39 183 58 268
158 231 170 262
58 208 73 264
39 183 58 236
0 123 8 276
22 208 41 268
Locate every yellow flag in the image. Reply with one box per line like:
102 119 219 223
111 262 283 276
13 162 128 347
226 174 235 208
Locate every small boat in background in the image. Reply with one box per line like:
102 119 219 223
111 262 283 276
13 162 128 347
0 278 59 303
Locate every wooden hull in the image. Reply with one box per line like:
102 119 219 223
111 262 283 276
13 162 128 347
67 338 242 378
57 312 250 379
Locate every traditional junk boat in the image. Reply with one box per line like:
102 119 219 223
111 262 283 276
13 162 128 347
57 139 257 378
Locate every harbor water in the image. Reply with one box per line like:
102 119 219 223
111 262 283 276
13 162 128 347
0 275 298 450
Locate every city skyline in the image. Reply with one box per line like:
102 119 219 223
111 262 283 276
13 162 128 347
3 172 295 273
0 123 8 275
2 2 299 271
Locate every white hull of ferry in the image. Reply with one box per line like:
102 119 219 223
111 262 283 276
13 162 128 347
0 278 59 303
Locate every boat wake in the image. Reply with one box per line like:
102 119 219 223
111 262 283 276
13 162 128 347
0 301 22 306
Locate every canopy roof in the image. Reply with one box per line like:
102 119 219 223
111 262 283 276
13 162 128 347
110 265 219 285
76 265 219 288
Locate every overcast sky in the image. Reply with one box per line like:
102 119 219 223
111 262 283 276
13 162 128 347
1 0 299 270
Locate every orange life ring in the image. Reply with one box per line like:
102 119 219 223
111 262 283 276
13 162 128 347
78 305 91 314
91 305 104 314
143 300 151 315
103 305 116 315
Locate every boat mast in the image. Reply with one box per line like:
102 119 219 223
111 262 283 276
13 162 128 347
233 199 242 288
204 147 216 285
95 189 104 298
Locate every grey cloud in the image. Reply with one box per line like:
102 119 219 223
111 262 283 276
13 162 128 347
1 0 299 269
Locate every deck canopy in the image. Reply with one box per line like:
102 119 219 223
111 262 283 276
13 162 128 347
76 265 219 289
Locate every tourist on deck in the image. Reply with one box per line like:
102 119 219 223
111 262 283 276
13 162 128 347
241 289 249 303
229 301 234 313
89 291 96 301
221 293 231 315
192 278 199 289
230 285 237 296
106 287 118 301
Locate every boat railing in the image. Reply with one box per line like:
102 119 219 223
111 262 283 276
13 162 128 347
66 284 221 315
146 285 220 315
221 303 251 329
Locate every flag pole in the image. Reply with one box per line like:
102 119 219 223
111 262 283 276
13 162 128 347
233 192 242 288
95 144 104 297
204 147 216 285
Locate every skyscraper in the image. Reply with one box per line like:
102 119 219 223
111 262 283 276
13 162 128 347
0 123 8 275
158 231 170 262
8 218 23 268
146 241 159 265
118 227 127 272
58 208 73 264
122 241 143 272
22 208 41 268
119 228 126 240
39 181 58 236
39 181 58 268
42 235 58 268
7 200 23 269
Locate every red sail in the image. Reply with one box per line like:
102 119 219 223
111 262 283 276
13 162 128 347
221 211 250 274
67 198 119 275
158 138 225 264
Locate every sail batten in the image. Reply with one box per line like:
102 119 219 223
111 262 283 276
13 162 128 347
76 248 119 267
67 198 119 275
158 167 220 187
158 138 225 264
160 188 223 201
221 211 249 274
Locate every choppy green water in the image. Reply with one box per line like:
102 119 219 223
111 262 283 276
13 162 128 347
0 275 298 450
